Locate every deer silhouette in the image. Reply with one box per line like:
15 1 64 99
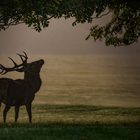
0 52 44 123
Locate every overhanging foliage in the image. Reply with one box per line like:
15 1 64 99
0 0 140 46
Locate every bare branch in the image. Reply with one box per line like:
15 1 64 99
46 15 54 20
92 10 111 20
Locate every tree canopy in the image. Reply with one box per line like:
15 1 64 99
0 0 140 46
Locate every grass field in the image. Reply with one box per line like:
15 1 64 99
0 54 140 139
0 123 140 140
0 104 140 124
0 104 140 140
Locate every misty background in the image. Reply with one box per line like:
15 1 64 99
0 18 140 56
0 18 140 107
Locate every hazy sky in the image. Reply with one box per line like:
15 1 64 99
0 18 140 56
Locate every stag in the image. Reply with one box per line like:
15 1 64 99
0 52 44 123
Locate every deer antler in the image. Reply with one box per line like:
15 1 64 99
17 51 28 63
0 64 7 75
0 52 28 75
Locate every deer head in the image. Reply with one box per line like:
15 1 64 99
0 52 44 75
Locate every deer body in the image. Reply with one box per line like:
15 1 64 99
0 52 44 123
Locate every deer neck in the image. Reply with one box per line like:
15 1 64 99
24 72 41 93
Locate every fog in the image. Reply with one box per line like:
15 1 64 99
0 18 139 56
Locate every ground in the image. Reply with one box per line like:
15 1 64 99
0 54 140 139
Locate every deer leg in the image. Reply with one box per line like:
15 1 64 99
3 105 11 123
15 105 20 122
26 103 32 123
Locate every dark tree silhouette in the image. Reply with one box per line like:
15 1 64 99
0 52 44 123
0 0 140 46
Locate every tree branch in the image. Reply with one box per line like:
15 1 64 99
0 19 24 30
46 15 54 20
92 10 111 20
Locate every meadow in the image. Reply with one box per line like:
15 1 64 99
0 54 140 139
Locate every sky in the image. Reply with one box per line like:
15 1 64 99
0 18 140 56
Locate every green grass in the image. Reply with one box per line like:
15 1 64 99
0 105 140 140
0 123 140 140
1 104 140 124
